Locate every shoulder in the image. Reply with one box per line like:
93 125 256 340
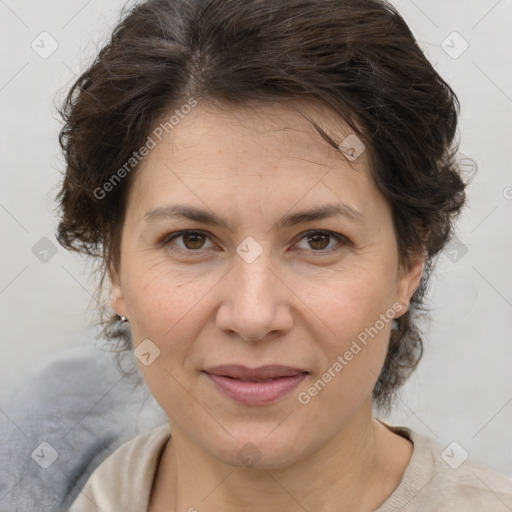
423 433 512 510
378 423 512 512
69 423 171 512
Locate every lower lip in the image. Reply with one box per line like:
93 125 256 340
205 372 308 406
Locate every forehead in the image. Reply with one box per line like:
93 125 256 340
124 100 379 221
159 100 364 163
131 99 369 173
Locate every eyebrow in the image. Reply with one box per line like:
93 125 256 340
143 203 364 231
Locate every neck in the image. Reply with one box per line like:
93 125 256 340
150 402 412 512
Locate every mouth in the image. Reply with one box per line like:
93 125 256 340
203 364 309 406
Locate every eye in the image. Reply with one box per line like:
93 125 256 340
162 230 215 253
293 230 348 254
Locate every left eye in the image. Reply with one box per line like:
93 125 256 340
294 230 346 252
162 230 346 254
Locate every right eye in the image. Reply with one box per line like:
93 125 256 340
162 230 217 254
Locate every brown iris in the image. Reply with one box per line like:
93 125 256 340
182 232 207 250
307 232 331 251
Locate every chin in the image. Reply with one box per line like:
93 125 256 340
206 427 314 471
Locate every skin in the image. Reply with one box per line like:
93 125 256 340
110 100 424 512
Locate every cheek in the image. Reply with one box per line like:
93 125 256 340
297 301 392 423
312 264 397 342
123 261 213 407
300 267 396 399
131 276 205 339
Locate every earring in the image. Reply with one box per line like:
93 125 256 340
118 315 129 323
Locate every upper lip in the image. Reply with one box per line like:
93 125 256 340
204 364 309 380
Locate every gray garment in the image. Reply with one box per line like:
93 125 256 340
0 340 167 512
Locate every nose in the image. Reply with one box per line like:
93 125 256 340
215 249 294 342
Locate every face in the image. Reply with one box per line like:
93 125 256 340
111 100 422 469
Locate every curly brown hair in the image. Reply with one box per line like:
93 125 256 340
55 0 469 411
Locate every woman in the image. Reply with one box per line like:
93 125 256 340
57 0 512 510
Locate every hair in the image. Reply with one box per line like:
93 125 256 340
55 0 469 411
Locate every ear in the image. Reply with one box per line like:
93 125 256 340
108 265 127 318
395 253 424 318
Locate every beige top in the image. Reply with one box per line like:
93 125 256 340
69 422 512 511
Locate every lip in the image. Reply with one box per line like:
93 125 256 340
203 365 309 406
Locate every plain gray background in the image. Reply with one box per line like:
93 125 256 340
1 0 511 476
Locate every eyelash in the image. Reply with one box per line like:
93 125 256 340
160 229 349 256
